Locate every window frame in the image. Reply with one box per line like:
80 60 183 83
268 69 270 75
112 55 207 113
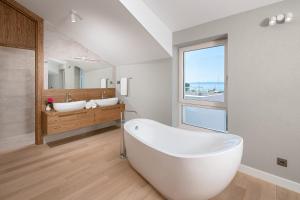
178 39 228 131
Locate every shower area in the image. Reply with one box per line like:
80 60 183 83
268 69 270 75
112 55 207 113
0 0 44 150
0 47 35 150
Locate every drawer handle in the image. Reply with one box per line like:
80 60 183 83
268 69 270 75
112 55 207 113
58 111 88 117
59 114 76 117
101 108 119 111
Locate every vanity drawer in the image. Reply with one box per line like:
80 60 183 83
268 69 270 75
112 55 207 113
42 104 125 135
47 125 63 134
55 113 82 122
79 112 95 126
94 108 121 123
46 111 94 134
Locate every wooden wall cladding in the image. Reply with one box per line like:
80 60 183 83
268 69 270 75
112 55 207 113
0 1 36 49
43 88 116 105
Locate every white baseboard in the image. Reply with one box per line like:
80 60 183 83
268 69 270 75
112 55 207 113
239 164 300 193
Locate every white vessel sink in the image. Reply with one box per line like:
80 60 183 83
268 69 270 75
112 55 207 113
53 101 86 112
94 97 118 107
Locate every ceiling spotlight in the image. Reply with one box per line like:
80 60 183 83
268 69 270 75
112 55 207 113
70 9 82 23
268 16 277 26
285 12 293 23
276 14 285 23
267 12 294 26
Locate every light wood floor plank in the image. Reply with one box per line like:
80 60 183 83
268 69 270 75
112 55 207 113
0 127 298 200
277 186 300 200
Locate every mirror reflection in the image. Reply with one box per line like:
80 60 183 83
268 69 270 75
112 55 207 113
44 58 115 89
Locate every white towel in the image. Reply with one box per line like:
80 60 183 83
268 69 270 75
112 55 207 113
120 77 128 96
85 102 92 109
100 78 107 88
85 100 97 109
91 103 97 109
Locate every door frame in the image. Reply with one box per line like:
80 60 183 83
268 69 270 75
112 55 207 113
1 0 44 144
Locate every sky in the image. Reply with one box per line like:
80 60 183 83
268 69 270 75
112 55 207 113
184 45 224 83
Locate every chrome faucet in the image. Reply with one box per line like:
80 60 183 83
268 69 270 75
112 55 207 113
124 110 138 114
101 90 106 99
65 92 72 102
120 109 138 159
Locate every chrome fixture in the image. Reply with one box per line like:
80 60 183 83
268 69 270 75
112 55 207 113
70 9 82 23
124 110 137 114
268 12 293 26
101 90 106 99
65 92 72 102
120 110 138 159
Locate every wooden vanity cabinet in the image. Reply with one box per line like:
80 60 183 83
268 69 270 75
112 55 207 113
42 104 125 135
94 106 121 123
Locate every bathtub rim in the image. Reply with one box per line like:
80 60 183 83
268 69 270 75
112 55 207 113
124 118 243 159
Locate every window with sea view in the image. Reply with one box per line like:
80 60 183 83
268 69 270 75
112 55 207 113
184 45 225 102
179 39 227 132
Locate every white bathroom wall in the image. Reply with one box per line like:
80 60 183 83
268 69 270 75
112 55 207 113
47 60 60 74
64 65 75 89
84 68 114 88
172 0 300 183
47 60 61 89
116 59 172 125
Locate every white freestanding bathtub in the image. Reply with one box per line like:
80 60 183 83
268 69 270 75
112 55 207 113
124 119 243 200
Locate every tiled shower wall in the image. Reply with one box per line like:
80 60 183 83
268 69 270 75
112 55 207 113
0 46 35 150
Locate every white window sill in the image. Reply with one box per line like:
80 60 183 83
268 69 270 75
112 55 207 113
178 124 226 134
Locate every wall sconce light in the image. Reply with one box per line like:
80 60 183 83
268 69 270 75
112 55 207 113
268 12 293 26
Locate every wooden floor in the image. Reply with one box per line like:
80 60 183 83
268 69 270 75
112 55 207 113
0 127 299 200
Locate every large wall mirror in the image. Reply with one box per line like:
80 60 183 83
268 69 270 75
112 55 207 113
44 58 115 89
43 23 115 90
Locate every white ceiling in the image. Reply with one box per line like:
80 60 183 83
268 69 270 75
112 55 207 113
44 22 103 64
142 0 283 31
17 0 170 66
17 0 284 65
44 22 114 72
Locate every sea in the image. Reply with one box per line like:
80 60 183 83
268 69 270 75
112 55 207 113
188 82 224 92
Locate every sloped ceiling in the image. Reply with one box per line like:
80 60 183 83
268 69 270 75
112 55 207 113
17 0 170 66
44 22 101 63
119 0 173 56
142 0 283 31
17 0 284 66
